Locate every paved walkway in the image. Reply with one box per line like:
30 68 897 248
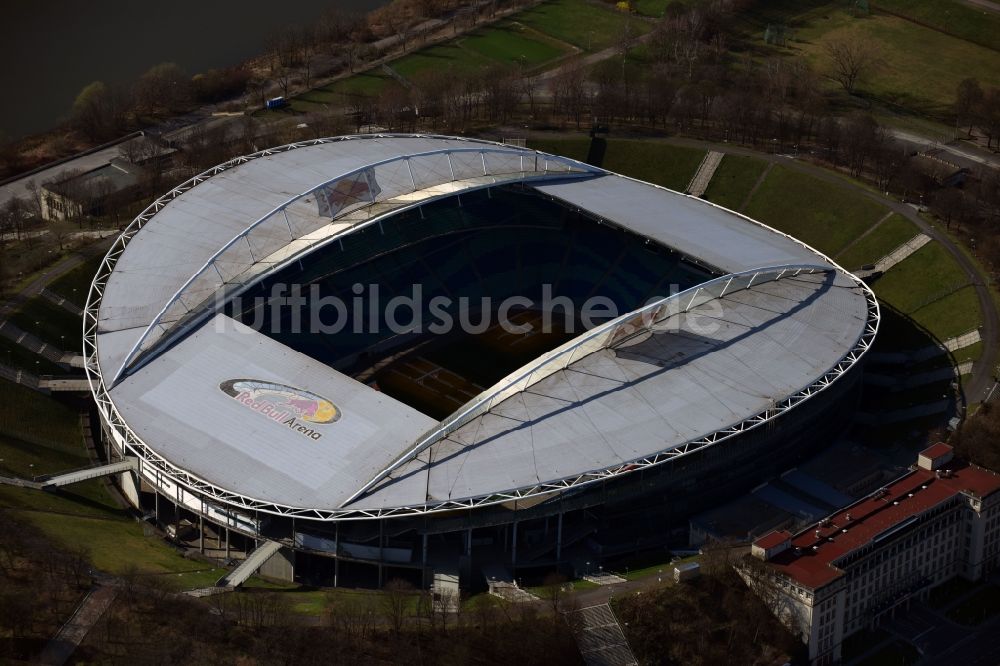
35 584 118 666
964 0 1000 14
889 128 1000 172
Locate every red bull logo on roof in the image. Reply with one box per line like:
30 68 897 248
220 379 340 441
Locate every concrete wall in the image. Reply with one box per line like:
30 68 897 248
258 547 295 582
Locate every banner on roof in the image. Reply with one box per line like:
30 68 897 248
315 168 382 218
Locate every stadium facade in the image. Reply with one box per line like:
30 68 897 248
85 134 879 588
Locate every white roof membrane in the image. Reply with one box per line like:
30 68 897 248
90 135 875 517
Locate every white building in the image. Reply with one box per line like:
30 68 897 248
745 443 1000 664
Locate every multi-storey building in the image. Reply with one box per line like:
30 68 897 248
746 443 1000 664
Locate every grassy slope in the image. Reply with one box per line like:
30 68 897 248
9 296 82 350
742 165 887 256
835 213 918 270
0 334 65 374
701 154 768 211
0 378 81 466
526 136 591 162
601 140 706 191
48 253 105 307
910 285 982 342
872 241 968 313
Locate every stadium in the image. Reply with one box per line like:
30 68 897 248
84 134 879 589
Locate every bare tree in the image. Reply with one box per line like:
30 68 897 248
550 64 589 129
956 78 984 138
824 37 880 94
135 63 191 115
539 572 568 614
982 87 1000 151
380 578 414 635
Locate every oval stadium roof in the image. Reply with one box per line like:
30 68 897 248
86 134 878 519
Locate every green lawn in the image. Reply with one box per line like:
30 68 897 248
9 297 82 351
873 0 1000 52
48 253 105 308
461 21 572 68
0 379 81 463
527 136 591 162
791 9 1000 117
909 285 982 342
872 241 969 314
633 0 675 18
518 0 650 51
601 140 706 191
21 511 208 575
0 378 120 517
835 213 918 270
289 72 400 112
701 155 768 211
390 43 494 81
742 165 888 256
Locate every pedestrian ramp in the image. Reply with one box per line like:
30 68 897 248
39 459 138 488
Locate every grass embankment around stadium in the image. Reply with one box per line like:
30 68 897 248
0 378 282 595
527 137 983 356
527 136 706 191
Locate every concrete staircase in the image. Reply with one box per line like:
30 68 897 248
686 151 724 197
216 540 282 588
856 234 931 278
564 603 638 666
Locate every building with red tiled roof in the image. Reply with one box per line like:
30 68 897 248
742 444 1000 665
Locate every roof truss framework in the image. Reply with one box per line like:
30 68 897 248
111 140 599 382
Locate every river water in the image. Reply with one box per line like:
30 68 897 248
1 0 386 141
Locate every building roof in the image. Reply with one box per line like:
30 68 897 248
756 530 793 550
759 457 1000 589
90 134 877 519
110 315 437 509
46 157 143 200
920 442 954 460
